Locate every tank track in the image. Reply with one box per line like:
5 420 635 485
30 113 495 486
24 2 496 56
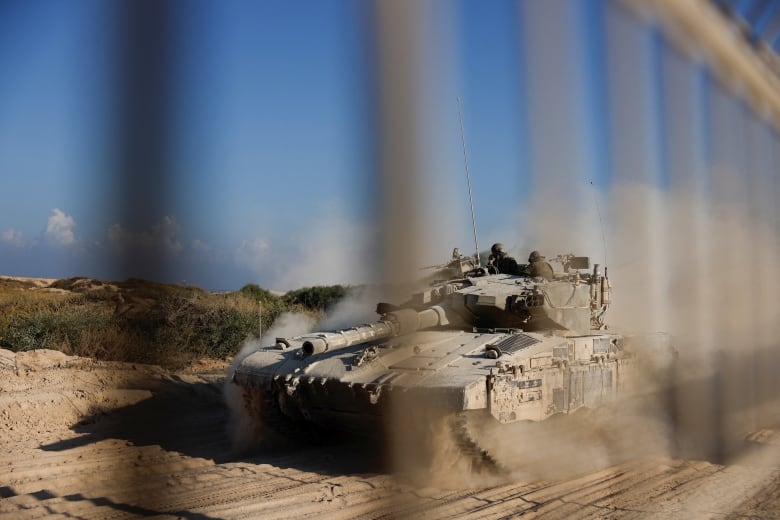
450 412 506 474
242 386 308 445
244 385 505 473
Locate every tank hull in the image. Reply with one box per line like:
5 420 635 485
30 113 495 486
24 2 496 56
233 328 644 435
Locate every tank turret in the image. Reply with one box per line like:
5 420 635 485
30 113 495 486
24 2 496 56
404 253 610 334
275 252 610 360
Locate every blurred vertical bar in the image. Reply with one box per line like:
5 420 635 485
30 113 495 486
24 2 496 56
660 45 712 356
754 116 779 450
605 2 668 333
113 0 174 280
373 0 425 288
518 0 604 253
111 0 175 507
659 44 719 459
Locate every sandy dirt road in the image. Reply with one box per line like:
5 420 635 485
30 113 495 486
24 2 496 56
2 348 780 519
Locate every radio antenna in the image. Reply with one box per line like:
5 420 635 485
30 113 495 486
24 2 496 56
457 97 481 266
590 181 608 267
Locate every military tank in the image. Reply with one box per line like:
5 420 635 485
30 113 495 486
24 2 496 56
230 249 650 467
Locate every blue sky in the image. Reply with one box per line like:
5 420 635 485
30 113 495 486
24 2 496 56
0 1 377 289
0 0 534 290
1 0 778 292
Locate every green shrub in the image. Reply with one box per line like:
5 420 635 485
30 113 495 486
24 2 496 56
0 278 350 368
283 285 348 311
0 294 112 356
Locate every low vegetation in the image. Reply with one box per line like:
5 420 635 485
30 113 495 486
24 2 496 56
0 277 350 368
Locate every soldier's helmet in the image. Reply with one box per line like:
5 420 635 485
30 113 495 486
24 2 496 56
528 250 544 262
491 243 506 256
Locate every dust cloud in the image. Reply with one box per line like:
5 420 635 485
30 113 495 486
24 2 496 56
608 180 780 467
223 177 780 490
314 286 386 332
224 312 316 451
483 178 780 481
385 177 779 488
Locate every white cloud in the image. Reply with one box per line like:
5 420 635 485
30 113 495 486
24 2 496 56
154 216 182 253
107 216 183 254
0 228 26 248
44 208 77 246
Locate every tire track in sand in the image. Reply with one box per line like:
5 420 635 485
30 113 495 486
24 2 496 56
3 353 780 519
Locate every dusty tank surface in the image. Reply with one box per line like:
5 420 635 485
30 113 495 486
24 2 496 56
231 250 660 468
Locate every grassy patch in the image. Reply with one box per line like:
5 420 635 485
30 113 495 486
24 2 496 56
0 279 350 368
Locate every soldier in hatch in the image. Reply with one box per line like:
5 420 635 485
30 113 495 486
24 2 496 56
525 250 554 280
487 243 520 275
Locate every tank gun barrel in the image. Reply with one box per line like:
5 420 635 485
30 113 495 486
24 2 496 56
293 306 450 356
